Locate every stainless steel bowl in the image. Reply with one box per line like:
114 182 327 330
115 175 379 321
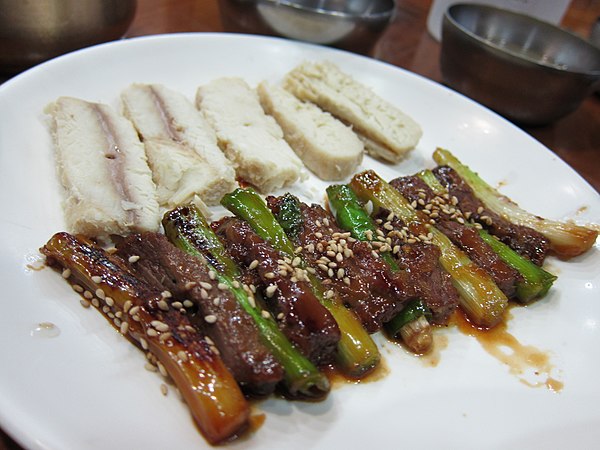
0 0 137 74
218 0 396 55
440 3 600 125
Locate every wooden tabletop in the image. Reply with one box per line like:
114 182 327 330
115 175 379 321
1 0 599 448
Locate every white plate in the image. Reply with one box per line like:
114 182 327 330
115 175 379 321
0 33 598 450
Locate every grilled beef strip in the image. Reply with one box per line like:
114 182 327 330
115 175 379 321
390 175 521 299
215 217 341 366
116 232 284 396
267 196 408 333
433 166 550 265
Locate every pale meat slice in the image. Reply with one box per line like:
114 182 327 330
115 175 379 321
121 83 237 206
196 77 305 193
257 81 364 181
45 96 160 238
283 60 422 163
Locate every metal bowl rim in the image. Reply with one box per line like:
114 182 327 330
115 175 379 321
444 2 600 78
256 0 396 20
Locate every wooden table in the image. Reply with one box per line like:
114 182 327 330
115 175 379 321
1 0 599 448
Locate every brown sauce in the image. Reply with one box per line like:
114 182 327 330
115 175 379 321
451 309 563 392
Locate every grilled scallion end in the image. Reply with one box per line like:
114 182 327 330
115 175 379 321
433 147 598 258
350 170 509 328
162 205 330 398
221 188 380 378
41 232 249 445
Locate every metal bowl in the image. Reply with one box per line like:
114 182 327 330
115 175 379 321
440 3 600 125
218 0 396 55
0 0 137 74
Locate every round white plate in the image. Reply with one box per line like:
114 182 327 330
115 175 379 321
0 33 598 450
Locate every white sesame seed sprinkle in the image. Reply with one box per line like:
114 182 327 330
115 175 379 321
61 269 71 279
91 275 102 284
128 255 140 263
204 314 217 324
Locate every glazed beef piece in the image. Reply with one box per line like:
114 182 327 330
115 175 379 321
390 175 521 299
390 238 459 325
116 232 284 396
215 217 341 366
432 166 550 265
267 196 407 333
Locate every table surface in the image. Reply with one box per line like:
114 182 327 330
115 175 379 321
1 0 599 448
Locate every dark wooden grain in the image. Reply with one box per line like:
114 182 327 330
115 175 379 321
1 0 598 448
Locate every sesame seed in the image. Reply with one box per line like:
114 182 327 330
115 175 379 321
140 338 148 350
208 270 217 280
178 350 188 362
129 306 140 316
151 321 170 332
292 256 301 267
277 312 285 320
477 206 484 214
83 290 93 299
249 260 259 270
315 232 323 239
144 362 157 372
337 268 345 279
91 275 102 283
61 268 71 279
123 300 132 313
204 314 217 324
205 336 215 346
335 252 343 262
72 284 83 293
264 272 275 279
171 301 183 309
157 362 168 378
184 281 197 290
199 281 212 290
323 218 330 226
213 298 221 306
120 321 129 335
159 332 172 343
160 384 168 396
105 296 114 307
128 255 140 263
80 299 91 308
265 285 277 297
95 288 106 300
183 300 194 308
91 298 100 308
157 300 169 311
147 328 158 337
217 282 228 290
261 310 271 319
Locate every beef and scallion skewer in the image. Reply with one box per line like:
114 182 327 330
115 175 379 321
432 148 598 259
414 169 557 303
221 188 381 378
350 170 509 329
115 232 284 397
41 232 250 445
324 185 436 353
162 205 331 398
